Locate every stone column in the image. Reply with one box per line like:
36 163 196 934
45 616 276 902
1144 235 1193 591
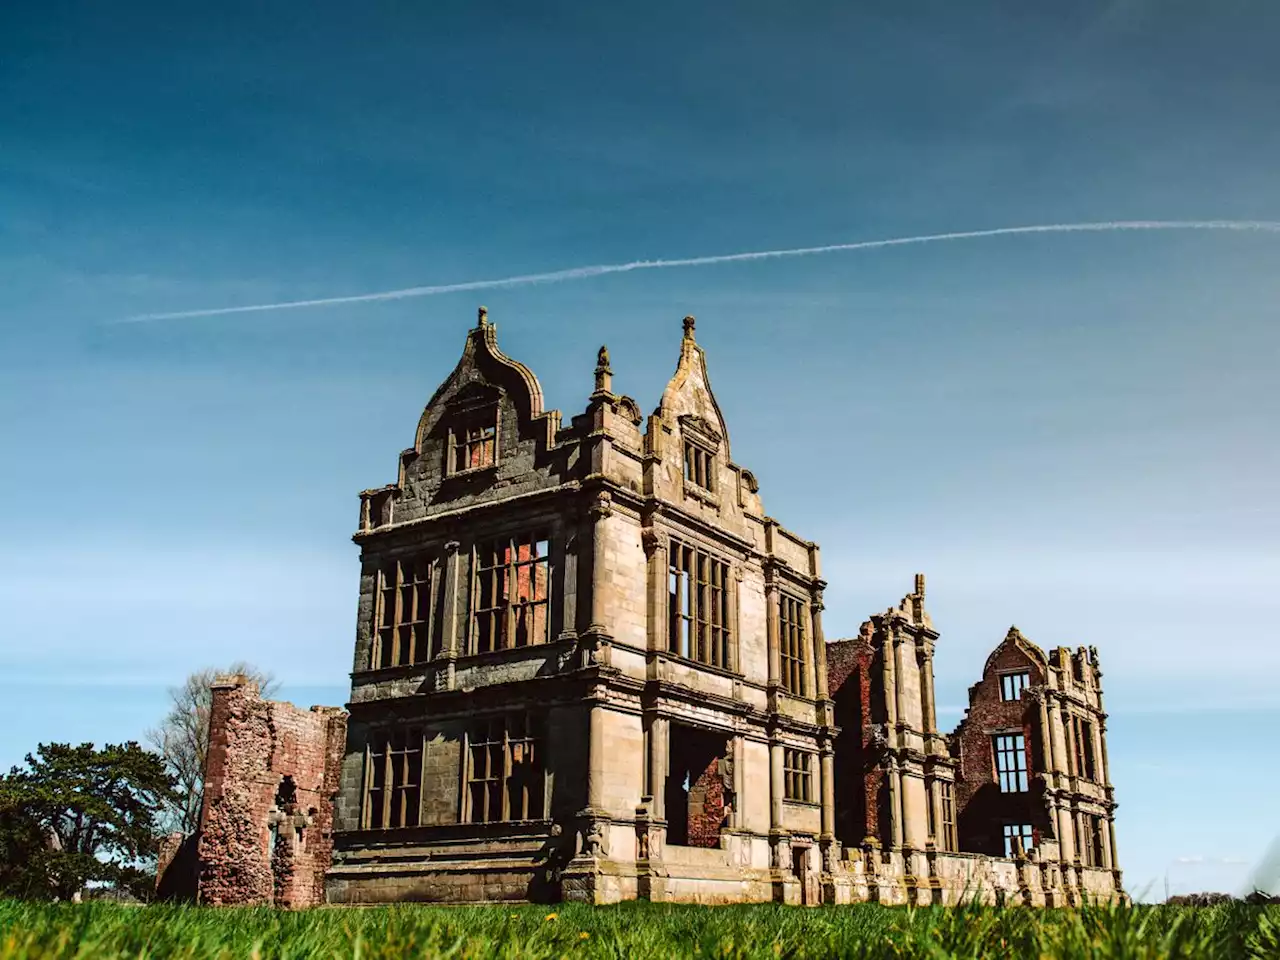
643 530 667 654
647 715 668 820
1035 691 1053 774
928 779 944 849
586 492 613 636
438 540 463 690
820 746 836 841
770 740 785 833
811 592 829 701
887 759 904 849
1047 696 1069 776
882 628 898 728
1057 802 1076 864
1105 816 1119 874
920 642 938 738
766 575 781 687
1098 719 1114 790
586 697 607 815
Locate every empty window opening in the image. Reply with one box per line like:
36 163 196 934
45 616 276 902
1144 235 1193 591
465 712 544 824
1070 715 1097 781
999 672 1030 701
473 534 551 654
1084 814 1106 867
372 555 437 669
683 441 715 494
1003 823 1035 858
993 733 1029 793
665 727 731 848
939 781 957 851
449 413 497 473
667 541 731 669
363 727 422 829
779 595 808 697
783 748 813 803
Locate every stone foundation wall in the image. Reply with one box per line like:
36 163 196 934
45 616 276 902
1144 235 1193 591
196 676 347 907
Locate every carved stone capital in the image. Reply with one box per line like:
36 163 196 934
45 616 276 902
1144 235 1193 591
640 526 661 555
444 539 461 554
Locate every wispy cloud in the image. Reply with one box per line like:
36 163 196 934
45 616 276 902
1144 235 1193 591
113 220 1280 324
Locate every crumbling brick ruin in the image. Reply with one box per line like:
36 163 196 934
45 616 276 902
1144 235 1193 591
180 309 1125 906
185 676 346 907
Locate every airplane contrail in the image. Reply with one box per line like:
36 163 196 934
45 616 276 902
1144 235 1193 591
115 219 1280 324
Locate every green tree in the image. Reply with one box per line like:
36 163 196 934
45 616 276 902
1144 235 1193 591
146 662 277 834
0 741 176 901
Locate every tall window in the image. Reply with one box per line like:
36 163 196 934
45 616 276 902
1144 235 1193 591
1070 716 1097 781
363 727 422 829
1085 815 1106 867
465 712 544 823
683 441 715 493
668 541 732 669
371 555 436 669
472 533 551 654
783 748 813 802
449 413 497 473
779 595 808 696
993 733 1028 792
1003 823 1034 858
999 671 1030 701
939 781 957 851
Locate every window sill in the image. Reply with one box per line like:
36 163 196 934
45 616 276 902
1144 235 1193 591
658 651 742 681
444 463 499 482
455 637 575 668
783 799 821 809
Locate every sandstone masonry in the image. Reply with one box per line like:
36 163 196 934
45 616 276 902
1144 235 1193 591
171 309 1124 907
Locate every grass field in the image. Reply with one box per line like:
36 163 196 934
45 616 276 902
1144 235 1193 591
1 900 1277 959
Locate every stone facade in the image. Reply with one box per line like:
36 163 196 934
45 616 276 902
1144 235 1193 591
186 308 1125 907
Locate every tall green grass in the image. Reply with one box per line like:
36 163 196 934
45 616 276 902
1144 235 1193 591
0 900 1276 959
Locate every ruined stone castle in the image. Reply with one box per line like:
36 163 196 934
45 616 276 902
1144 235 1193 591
166 309 1124 907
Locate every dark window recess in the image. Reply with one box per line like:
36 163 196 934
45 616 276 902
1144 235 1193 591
364 727 422 829
667 541 731 669
779 595 808 697
472 534 551 653
683 441 715 493
784 748 813 802
450 415 497 473
465 712 544 824
993 733 1029 793
372 555 436 669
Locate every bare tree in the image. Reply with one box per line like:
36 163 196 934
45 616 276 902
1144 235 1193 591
146 663 278 835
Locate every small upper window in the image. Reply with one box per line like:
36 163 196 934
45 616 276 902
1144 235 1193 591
1000 672 1030 701
449 413 496 473
684 441 715 494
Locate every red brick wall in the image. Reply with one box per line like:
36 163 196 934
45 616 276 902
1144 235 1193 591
196 678 347 907
951 641 1047 857
827 635 883 847
686 756 727 848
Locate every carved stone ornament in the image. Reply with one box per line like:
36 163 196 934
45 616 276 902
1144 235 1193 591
588 491 613 521
677 413 722 448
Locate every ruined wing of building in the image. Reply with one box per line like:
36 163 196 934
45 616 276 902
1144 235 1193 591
162 309 1125 907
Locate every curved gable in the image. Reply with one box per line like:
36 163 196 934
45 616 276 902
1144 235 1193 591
982 625 1049 679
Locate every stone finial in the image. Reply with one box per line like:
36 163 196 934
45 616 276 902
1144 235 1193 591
682 315 696 340
593 344 613 397
477 305 489 327
914 573 926 597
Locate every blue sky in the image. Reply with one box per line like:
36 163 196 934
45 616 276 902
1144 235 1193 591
2 1 1278 900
